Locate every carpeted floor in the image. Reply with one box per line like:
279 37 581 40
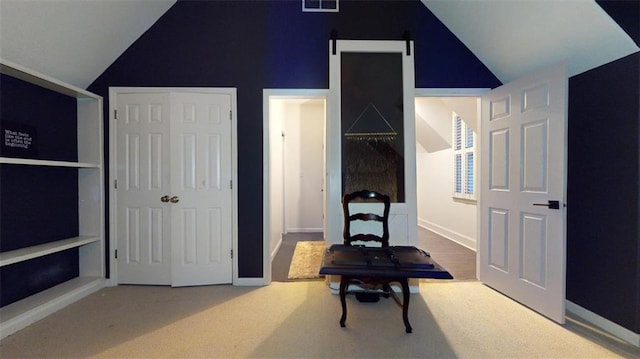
1 281 637 358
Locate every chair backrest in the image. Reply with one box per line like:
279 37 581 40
342 190 390 247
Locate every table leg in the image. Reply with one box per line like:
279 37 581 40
339 276 348 328
400 278 412 333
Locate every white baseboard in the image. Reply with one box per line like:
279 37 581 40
285 228 323 233
234 277 269 286
418 219 477 251
566 300 640 347
271 235 283 262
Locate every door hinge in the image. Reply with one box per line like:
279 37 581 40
230 249 233 259
229 110 232 120
115 249 118 259
230 180 233 190
114 179 118 189
114 109 118 120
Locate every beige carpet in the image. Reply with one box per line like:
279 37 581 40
1 281 638 358
287 240 326 280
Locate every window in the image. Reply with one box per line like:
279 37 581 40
452 113 476 200
302 0 339 12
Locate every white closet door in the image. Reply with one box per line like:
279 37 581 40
170 92 233 287
116 93 172 285
115 90 233 286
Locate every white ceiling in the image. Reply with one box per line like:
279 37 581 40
0 1 637 89
422 0 639 83
0 0 176 89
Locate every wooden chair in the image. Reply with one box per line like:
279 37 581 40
342 189 390 248
328 190 442 333
339 190 412 331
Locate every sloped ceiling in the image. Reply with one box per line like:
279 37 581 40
0 0 176 89
422 0 639 83
0 1 637 89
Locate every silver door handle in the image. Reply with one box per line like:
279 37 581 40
161 195 170 203
170 196 180 203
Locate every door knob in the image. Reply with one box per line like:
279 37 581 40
533 200 560 209
170 196 180 203
161 195 170 203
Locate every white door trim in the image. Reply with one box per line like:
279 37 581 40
263 89 330 284
108 87 238 286
415 88 491 97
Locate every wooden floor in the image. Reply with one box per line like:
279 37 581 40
417 227 476 281
271 228 476 282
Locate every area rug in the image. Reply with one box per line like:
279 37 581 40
287 241 326 280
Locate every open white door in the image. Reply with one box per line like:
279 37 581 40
479 63 567 323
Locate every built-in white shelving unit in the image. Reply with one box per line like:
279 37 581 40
0 157 100 168
0 58 105 339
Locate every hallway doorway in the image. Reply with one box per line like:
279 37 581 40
264 89 485 283
263 90 329 282
415 95 481 252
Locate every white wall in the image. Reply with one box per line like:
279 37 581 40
284 100 324 233
415 97 478 250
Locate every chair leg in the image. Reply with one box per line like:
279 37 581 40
400 278 412 333
382 283 391 298
339 276 349 328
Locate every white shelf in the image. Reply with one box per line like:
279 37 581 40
0 59 105 339
0 157 100 168
0 236 101 267
0 58 99 99
0 277 105 339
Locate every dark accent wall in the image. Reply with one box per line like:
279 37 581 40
597 0 640 47
0 73 79 307
88 0 501 278
0 74 78 162
567 52 640 334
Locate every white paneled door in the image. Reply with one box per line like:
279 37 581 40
479 63 567 323
170 92 233 286
116 90 233 287
116 93 172 285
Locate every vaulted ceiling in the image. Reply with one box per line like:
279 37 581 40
0 0 176 89
0 0 637 89
422 0 639 83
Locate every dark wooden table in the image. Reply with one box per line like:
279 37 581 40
319 244 453 333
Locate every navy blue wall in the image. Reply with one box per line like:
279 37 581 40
88 0 500 278
567 52 640 334
0 74 80 307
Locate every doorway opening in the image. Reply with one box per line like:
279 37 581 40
415 92 485 281
415 95 480 251
264 89 485 283
263 90 329 282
